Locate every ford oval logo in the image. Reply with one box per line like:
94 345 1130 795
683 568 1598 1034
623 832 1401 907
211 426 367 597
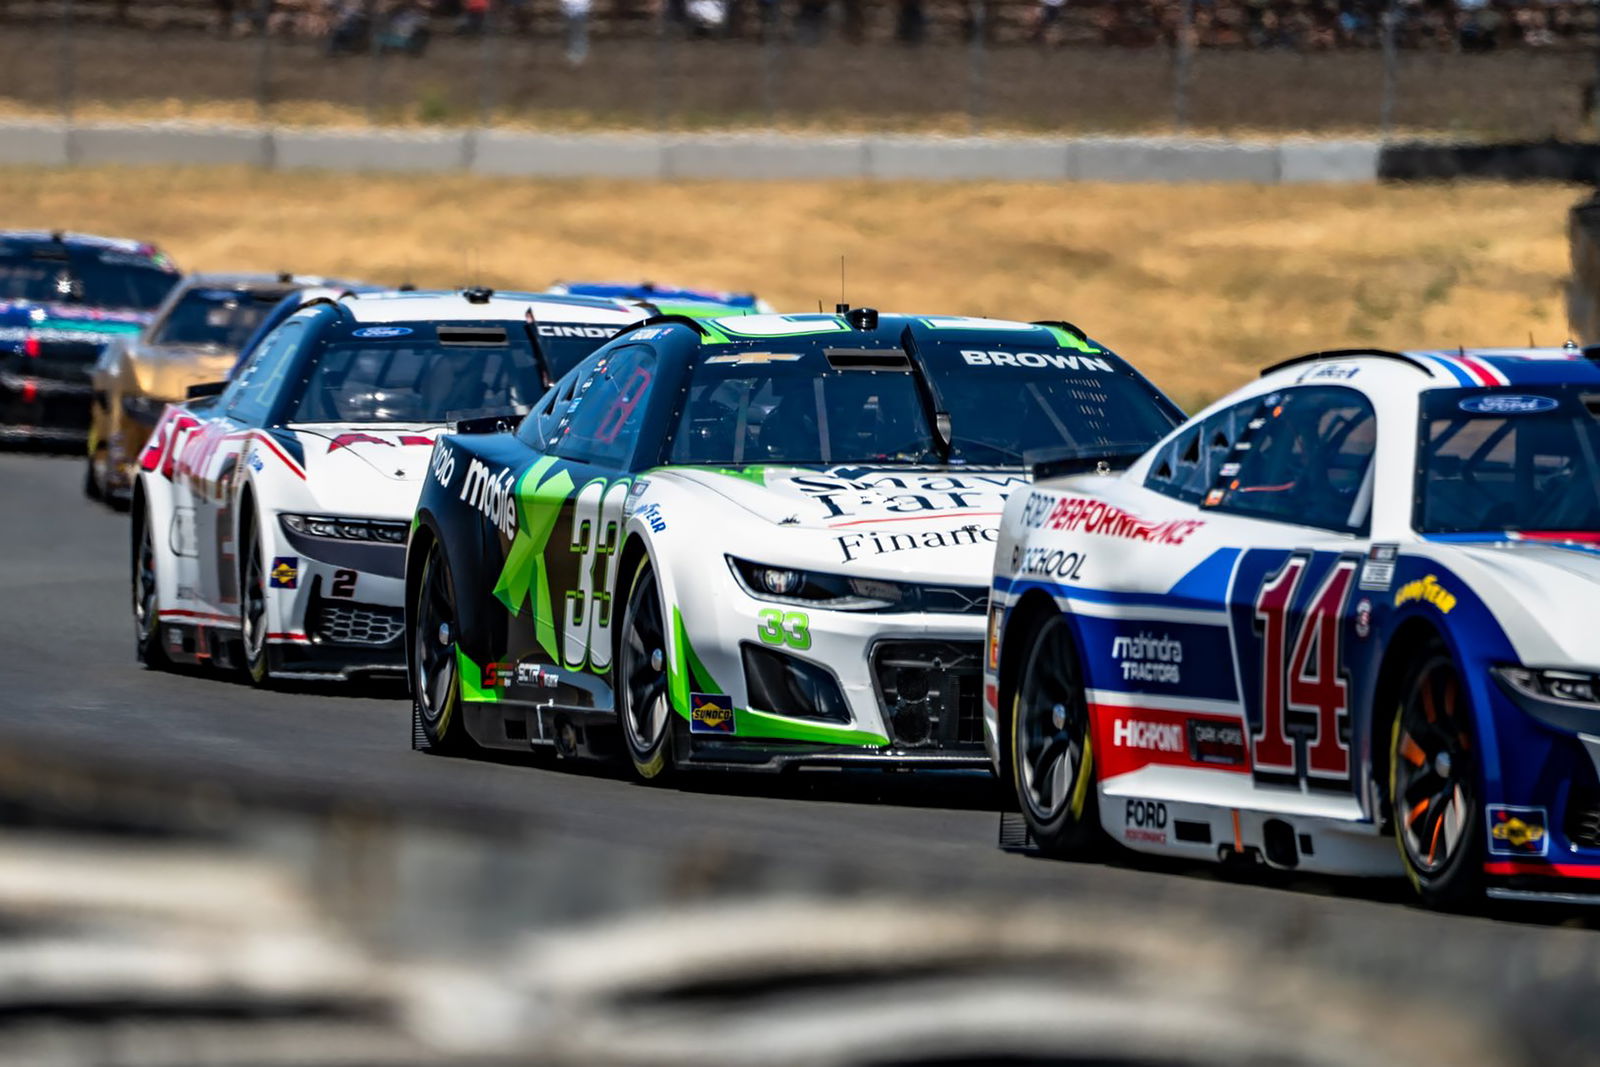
352 325 413 338
1459 394 1559 415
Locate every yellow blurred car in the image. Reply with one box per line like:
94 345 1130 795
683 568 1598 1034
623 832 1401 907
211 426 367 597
86 272 330 504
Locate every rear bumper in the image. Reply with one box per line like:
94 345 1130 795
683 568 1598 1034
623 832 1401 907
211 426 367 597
0 372 92 442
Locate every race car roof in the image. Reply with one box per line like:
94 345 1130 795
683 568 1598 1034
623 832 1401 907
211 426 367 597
1259 346 1600 392
0 230 165 258
642 311 1109 353
336 290 646 324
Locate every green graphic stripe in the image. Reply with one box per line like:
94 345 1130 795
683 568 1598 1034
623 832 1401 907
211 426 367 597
493 456 575 662
669 606 723 716
1043 325 1102 353
456 646 499 703
651 464 772 488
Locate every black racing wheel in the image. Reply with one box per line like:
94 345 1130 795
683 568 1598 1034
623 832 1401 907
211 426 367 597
1011 613 1100 855
1390 639 1482 908
618 557 675 782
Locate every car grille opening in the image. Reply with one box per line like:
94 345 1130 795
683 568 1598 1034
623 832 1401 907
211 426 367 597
741 643 851 723
1566 789 1600 849
870 640 984 748
310 599 404 647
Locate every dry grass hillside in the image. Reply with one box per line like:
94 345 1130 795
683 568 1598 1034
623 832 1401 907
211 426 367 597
0 166 1575 409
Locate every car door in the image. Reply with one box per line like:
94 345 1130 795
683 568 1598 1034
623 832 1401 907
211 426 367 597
520 342 661 685
1200 385 1379 796
186 320 305 616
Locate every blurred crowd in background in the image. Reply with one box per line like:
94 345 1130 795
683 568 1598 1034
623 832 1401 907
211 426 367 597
6 0 1595 55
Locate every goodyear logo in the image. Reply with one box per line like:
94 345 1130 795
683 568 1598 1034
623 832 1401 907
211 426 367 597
1487 805 1548 857
690 692 734 734
1393 573 1456 614
269 556 298 589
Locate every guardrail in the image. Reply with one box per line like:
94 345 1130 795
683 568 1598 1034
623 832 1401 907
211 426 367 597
0 120 1384 181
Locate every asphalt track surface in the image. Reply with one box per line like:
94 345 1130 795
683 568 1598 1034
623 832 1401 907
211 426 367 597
6 449 1600 971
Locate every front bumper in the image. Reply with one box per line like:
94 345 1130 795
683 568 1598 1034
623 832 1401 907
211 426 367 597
668 583 991 766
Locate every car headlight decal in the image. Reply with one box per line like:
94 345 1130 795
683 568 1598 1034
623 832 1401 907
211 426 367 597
281 513 409 543
1495 666 1600 708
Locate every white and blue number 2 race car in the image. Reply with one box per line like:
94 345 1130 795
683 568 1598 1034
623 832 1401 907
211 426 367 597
988 346 1600 907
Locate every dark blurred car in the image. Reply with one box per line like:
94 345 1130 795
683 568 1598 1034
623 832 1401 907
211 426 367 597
86 272 338 504
0 231 180 448
545 280 773 314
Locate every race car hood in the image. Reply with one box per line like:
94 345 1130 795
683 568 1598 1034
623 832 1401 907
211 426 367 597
653 465 1030 579
0 299 148 346
290 424 447 493
1424 536 1600 666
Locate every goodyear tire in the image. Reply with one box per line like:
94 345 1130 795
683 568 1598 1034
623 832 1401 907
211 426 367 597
412 538 473 755
618 557 675 782
1011 613 1100 855
1390 639 1483 908
239 508 273 685
132 506 169 669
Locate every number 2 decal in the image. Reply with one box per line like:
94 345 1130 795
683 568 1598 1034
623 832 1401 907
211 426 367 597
1250 554 1356 781
329 569 357 598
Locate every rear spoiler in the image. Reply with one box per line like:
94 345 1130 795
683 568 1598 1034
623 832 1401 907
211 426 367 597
1028 448 1145 483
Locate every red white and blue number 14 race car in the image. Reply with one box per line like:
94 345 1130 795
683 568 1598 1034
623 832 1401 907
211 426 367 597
988 347 1600 907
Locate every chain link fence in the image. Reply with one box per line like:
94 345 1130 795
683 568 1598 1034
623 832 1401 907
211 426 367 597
0 0 1597 137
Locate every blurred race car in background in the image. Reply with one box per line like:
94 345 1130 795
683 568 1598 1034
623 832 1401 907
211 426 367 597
133 288 649 683
987 345 1600 908
86 272 339 504
547 280 774 315
0 230 180 447
406 310 1181 778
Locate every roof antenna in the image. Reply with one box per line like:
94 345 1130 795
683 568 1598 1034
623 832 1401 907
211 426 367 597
1529 331 1536 348
817 299 823 313
523 307 553 390
838 255 847 313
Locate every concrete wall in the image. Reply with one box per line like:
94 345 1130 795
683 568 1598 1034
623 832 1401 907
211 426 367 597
0 120 1388 182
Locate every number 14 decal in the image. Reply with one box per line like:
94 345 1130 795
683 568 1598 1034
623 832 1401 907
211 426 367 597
1251 554 1357 781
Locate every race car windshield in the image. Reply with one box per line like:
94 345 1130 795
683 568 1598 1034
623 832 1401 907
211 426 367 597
919 344 1180 464
153 288 283 348
1417 387 1600 534
670 357 939 465
288 332 544 424
667 343 1178 467
0 253 176 311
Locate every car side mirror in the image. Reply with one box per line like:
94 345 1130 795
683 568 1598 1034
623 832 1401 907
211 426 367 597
186 381 227 399
454 413 518 435
934 410 952 450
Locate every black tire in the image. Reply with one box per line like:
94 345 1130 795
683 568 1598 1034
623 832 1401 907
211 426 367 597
84 446 104 501
1010 613 1100 855
618 557 674 782
132 506 169 669
1389 640 1482 908
411 538 473 754
239 508 272 685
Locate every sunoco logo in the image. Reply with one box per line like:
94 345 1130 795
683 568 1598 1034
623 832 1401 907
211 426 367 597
459 458 517 539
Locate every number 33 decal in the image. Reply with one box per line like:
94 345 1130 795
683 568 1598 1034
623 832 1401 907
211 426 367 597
757 608 811 651
1251 554 1356 781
